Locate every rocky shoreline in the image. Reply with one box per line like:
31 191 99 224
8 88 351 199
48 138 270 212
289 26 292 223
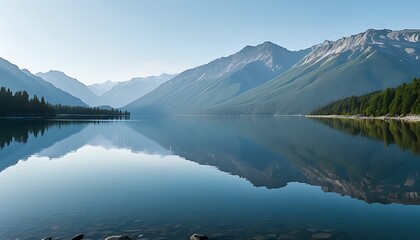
305 114 420 122
38 230 339 240
42 233 208 240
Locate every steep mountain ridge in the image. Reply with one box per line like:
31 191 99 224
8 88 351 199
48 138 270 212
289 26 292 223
124 42 310 114
297 29 420 66
0 58 87 106
210 29 420 114
36 70 100 106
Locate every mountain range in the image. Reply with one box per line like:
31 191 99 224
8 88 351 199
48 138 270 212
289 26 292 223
1 29 420 114
97 73 176 108
126 29 420 114
0 58 86 106
87 81 118 96
35 71 176 108
209 29 420 114
124 42 311 114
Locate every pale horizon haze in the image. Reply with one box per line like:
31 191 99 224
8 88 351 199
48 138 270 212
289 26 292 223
1 0 419 84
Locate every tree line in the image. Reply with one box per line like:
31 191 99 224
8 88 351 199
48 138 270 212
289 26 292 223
0 87 130 117
312 78 420 116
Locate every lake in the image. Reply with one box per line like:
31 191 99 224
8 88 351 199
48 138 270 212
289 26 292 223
1 116 420 240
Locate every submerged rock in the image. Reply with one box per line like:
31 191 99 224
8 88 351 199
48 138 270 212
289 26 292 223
71 233 84 240
311 232 333 239
105 236 132 240
190 234 208 240
42 234 84 240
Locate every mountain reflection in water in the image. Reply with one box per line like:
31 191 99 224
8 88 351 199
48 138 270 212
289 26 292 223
1 116 420 205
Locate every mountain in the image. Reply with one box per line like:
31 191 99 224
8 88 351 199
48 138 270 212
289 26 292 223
36 70 100 106
88 80 118 96
0 58 86 106
36 71 174 108
100 73 176 108
211 29 420 114
124 42 310 114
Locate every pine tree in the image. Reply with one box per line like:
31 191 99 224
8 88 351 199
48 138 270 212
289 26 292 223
312 78 420 117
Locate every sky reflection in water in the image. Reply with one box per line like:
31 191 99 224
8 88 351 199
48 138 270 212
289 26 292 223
1 117 420 240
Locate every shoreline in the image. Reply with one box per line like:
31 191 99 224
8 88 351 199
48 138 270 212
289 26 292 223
0 114 130 120
305 114 420 122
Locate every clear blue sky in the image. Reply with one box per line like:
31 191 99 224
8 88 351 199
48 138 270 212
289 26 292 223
0 0 419 84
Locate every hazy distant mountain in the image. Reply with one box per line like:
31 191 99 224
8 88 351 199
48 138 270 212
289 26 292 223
36 71 174 108
124 42 310 114
100 73 176 108
88 80 119 96
0 58 86 106
36 70 100 106
211 29 420 114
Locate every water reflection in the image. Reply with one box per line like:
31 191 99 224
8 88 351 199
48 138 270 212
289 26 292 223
1 117 420 206
0 120 70 149
2 117 420 239
0 120 88 173
127 117 420 205
316 118 420 155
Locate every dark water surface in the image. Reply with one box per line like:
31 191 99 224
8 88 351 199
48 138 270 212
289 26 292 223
1 116 420 240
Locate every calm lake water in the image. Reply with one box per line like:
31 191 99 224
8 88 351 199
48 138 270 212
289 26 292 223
1 116 420 240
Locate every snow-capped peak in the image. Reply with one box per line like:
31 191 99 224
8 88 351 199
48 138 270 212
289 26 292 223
181 41 309 82
297 29 420 66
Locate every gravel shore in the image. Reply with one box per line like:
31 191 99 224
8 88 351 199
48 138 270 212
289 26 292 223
305 114 420 122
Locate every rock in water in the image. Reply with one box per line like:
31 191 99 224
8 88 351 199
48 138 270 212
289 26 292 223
190 234 209 240
311 232 333 239
71 233 84 240
104 236 132 240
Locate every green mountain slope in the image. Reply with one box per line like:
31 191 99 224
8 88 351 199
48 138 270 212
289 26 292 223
124 42 310 114
208 29 420 114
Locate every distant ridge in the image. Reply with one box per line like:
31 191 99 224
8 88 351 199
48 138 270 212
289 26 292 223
99 73 177 108
36 70 100 106
88 81 119 96
36 71 176 108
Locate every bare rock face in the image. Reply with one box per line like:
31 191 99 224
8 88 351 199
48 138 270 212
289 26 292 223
104 236 132 240
190 233 209 240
